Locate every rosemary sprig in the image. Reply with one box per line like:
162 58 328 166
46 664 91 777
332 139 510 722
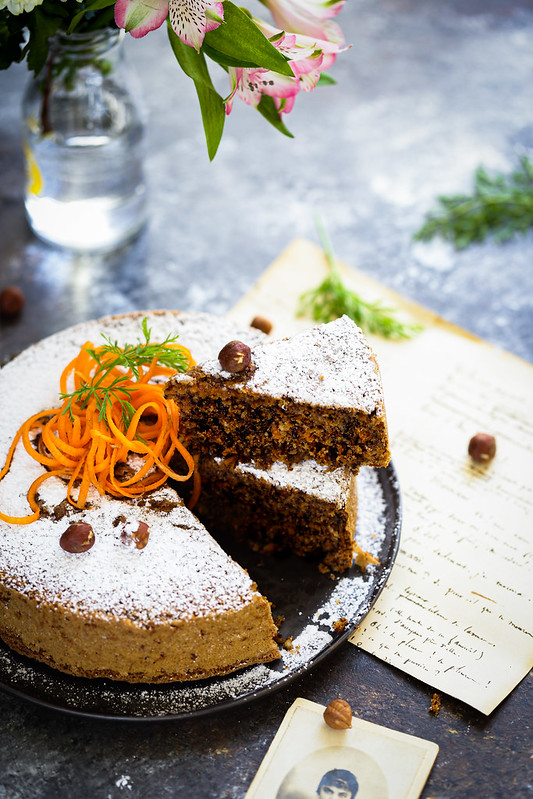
414 155 533 249
298 219 421 339
60 318 188 427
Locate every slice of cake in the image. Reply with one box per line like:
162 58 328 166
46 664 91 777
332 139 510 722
165 316 390 471
193 458 358 573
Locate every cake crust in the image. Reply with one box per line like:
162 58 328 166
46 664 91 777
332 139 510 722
0 582 278 683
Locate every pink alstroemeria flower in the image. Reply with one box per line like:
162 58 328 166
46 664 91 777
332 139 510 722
263 0 346 45
225 21 345 115
114 0 223 50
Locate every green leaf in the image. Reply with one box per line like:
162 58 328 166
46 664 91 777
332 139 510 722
83 7 117 30
195 80 226 160
67 0 117 34
168 22 225 160
317 72 336 86
168 21 215 88
26 7 65 74
0 12 26 70
256 95 294 138
204 1 294 75
202 42 260 69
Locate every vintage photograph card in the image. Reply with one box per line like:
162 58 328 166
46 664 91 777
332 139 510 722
245 698 438 799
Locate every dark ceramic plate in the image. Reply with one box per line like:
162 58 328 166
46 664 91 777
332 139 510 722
0 464 401 721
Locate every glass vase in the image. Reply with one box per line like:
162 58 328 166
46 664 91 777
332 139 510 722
22 28 147 252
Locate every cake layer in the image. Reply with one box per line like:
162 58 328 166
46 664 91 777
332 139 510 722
165 316 391 471
195 458 358 573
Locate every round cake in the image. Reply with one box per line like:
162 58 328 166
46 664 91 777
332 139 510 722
0 311 281 683
0 311 378 684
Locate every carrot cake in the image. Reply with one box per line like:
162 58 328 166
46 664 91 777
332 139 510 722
0 311 280 682
194 457 358 573
0 311 384 683
165 315 390 471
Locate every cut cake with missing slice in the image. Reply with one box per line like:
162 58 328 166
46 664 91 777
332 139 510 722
165 316 391 472
0 311 280 684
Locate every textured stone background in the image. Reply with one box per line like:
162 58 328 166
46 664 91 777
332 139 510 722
0 1 532 797
1 0 532 363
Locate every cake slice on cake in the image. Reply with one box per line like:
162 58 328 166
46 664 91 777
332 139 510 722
165 316 390 472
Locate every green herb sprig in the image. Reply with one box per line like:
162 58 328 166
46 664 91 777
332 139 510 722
414 156 533 249
298 219 421 340
60 317 188 427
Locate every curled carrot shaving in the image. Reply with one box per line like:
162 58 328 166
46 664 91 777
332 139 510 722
0 337 196 525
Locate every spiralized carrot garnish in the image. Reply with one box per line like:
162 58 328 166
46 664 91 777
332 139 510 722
0 321 200 525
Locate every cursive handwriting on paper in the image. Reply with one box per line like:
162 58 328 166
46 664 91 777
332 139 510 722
351 331 533 713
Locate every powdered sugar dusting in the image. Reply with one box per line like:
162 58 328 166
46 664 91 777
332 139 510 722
234 458 352 506
0 312 266 622
0 464 397 718
200 316 386 414
1 483 260 623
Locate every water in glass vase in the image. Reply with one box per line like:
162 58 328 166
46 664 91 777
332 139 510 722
22 30 147 252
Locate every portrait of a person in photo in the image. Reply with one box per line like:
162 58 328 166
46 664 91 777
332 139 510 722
316 768 359 799
275 746 388 799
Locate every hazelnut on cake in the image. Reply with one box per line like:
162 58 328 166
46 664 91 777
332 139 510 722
165 316 391 472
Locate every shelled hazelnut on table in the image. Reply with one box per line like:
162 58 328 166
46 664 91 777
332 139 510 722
0 286 25 320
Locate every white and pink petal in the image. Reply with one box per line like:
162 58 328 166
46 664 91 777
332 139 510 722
228 66 298 109
274 95 296 114
264 0 345 44
168 0 224 50
114 0 169 38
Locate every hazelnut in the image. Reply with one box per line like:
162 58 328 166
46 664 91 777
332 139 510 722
323 698 353 729
60 522 95 553
251 315 273 335
218 340 252 373
0 286 25 320
468 433 496 463
120 520 150 549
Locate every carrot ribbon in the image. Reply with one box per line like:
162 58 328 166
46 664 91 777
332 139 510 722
0 340 199 525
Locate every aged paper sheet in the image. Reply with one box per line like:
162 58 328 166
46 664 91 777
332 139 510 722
229 238 533 714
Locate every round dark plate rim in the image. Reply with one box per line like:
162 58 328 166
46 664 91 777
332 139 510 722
0 462 401 722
